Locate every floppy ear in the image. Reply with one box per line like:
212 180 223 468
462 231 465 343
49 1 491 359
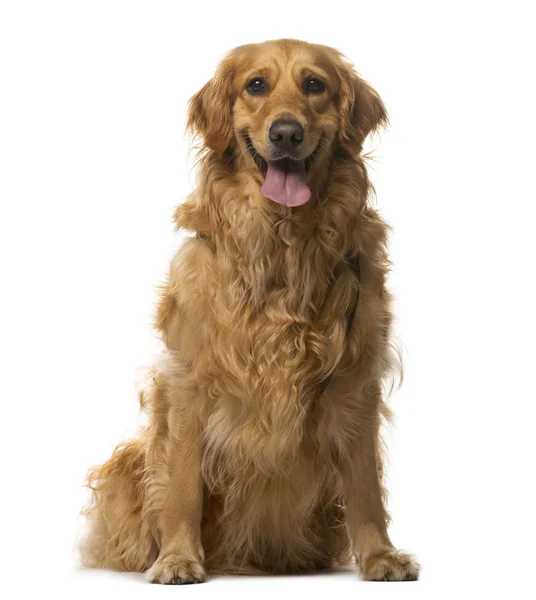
187 60 235 154
337 63 388 155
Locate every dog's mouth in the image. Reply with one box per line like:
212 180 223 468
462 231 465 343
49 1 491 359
245 135 322 207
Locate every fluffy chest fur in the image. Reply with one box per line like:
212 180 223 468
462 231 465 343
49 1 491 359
200 232 356 469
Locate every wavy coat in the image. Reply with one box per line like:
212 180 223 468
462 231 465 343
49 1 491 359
81 39 419 583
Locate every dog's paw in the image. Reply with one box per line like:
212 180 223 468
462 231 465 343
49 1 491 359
360 549 420 581
147 553 206 585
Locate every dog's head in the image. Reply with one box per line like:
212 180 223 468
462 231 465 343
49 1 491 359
188 39 387 207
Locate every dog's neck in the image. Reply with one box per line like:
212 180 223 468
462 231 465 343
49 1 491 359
174 150 371 310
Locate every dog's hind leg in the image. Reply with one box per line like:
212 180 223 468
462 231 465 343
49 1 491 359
80 434 157 572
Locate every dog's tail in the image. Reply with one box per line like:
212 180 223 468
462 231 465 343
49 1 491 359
79 433 157 572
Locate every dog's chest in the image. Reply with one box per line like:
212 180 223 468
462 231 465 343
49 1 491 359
202 274 347 465
211 271 343 400
190 229 357 467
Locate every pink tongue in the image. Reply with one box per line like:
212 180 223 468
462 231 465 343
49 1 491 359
261 160 311 207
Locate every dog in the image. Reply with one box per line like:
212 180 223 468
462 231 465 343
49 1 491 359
80 39 419 583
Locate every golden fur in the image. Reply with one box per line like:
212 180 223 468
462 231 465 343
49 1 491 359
80 39 419 583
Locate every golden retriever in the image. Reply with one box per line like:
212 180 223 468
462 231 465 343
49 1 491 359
80 39 419 583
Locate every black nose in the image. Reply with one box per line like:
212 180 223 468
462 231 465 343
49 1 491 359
269 119 304 151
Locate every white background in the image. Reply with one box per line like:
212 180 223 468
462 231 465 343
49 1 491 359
1 1 535 598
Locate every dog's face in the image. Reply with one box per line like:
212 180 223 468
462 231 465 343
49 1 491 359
188 40 387 207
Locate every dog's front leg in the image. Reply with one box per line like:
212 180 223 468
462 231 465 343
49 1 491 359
147 408 205 584
343 388 419 581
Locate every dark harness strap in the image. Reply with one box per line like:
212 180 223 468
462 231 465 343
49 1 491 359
317 254 361 396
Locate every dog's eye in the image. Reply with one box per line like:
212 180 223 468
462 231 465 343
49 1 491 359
246 77 266 95
303 77 326 94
